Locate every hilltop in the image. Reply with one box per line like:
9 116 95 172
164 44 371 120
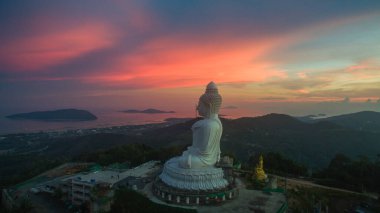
296 111 380 132
144 112 380 168
316 111 380 132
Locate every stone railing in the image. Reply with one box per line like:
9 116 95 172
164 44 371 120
152 178 239 206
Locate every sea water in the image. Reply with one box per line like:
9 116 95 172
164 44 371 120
0 107 259 135
0 109 193 135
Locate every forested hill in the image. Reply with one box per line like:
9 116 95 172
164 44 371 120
297 111 380 132
2 112 380 188
317 111 380 132
143 113 380 169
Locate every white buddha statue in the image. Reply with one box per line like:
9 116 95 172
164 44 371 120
179 81 223 169
159 82 228 190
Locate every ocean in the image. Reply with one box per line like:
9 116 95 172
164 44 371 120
0 107 262 135
0 109 194 135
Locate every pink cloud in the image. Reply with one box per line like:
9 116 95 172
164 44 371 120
84 34 289 88
345 59 380 79
81 12 380 89
297 72 308 79
0 22 117 71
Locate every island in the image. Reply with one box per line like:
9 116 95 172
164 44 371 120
121 108 175 114
6 109 97 121
223 105 238 109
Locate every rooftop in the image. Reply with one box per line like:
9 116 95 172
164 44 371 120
63 160 161 186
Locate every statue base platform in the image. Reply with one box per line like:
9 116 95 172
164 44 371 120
152 177 239 206
159 157 228 190
153 158 239 205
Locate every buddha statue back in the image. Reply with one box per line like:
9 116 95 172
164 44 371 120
158 81 229 191
179 81 223 169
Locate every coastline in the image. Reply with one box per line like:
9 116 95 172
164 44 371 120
0 110 194 135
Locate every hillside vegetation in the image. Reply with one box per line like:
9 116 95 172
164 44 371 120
1 111 380 189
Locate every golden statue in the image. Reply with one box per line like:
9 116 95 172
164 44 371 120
254 155 267 182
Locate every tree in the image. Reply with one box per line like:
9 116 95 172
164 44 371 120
12 198 33 213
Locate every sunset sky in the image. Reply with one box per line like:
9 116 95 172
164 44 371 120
1 1 380 116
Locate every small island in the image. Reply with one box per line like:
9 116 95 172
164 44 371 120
6 109 97 121
121 108 175 114
223 105 238 109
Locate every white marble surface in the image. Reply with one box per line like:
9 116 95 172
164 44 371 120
179 114 222 169
159 82 228 190
160 157 228 190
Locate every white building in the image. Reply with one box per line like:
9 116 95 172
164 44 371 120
60 161 161 212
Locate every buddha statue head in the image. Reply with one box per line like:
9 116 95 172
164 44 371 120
197 81 222 118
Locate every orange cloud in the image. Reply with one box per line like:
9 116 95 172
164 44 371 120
296 89 310 94
86 34 288 88
297 72 307 79
83 12 380 89
0 23 116 71
345 59 380 79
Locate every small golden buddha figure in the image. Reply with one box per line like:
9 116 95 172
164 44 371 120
254 155 268 182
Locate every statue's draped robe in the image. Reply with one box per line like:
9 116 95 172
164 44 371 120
184 117 222 167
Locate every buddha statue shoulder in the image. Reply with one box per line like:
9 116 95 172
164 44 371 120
179 81 223 169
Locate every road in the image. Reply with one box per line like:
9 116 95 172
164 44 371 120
272 175 379 200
